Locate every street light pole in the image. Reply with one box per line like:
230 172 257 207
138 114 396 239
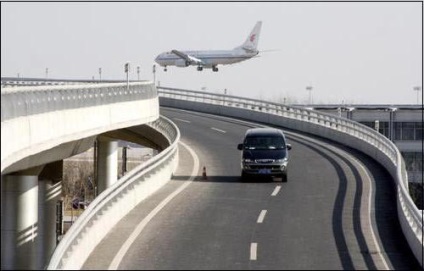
153 64 156 85
413 86 422 104
306 86 313 105
137 66 140 81
99 68 102 82
124 62 130 89
45 68 49 79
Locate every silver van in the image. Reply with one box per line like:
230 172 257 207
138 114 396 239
237 128 292 181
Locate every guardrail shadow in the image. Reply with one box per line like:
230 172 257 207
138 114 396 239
287 135 421 270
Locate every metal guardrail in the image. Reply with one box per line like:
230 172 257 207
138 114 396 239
47 116 180 269
158 86 423 268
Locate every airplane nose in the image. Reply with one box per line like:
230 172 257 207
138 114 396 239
154 54 163 65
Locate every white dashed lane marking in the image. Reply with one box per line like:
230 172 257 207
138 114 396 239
257 210 267 223
271 186 281 196
250 243 258 261
211 127 226 133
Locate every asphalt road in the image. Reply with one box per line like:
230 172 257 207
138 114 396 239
82 107 420 270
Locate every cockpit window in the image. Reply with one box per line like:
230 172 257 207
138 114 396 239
244 136 286 150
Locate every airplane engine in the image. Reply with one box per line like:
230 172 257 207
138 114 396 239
175 59 190 67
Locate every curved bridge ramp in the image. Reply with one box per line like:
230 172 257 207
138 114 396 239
81 108 421 270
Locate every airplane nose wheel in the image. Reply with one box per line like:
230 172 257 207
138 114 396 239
212 66 218 72
197 66 203 71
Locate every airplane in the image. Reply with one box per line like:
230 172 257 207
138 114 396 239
154 21 262 72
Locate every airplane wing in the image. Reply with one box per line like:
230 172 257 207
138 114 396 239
171 50 203 65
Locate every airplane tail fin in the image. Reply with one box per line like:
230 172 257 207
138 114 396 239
235 21 262 52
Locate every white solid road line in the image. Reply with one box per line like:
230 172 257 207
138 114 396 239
108 141 200 270
257 210 267 224
271 186 281 196
211 127 226 133
250 243 258 261
173 118 191 123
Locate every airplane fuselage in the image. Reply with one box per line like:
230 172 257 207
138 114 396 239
155 49 258 69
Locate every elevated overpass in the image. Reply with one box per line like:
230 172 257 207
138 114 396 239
1 79 422 269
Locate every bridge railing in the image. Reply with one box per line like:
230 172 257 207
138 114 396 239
1 82 156 121
47 115 180 270
158 86 423 268
0 77 135 87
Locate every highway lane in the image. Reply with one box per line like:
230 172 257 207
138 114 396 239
82 107 420 270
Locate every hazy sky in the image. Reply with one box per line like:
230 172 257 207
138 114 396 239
1 2 422 104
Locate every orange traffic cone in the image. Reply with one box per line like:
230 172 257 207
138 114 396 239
202 166 207 180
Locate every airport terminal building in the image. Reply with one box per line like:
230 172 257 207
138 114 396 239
312 105 423 184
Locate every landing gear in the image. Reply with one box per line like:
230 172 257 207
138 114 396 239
164 66 167 72
212 66 218 72
197 66 203 71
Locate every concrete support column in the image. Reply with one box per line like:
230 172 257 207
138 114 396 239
97 137 118 194
347 109 353 120
37 178 62 269
1 173 39 270
389 109 397 141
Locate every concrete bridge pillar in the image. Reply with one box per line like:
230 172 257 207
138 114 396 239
1 167 43 270
389 108 397 140
97 136 118 194
37 161 63 269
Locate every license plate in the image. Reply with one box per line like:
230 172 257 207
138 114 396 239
258 169 271 174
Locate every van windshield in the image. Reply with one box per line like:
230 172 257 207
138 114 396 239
244 136 286 150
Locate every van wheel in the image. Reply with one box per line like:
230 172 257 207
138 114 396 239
281 174 287 182
241 172 249 182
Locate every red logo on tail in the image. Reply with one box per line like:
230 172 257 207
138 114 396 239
250 34 256 42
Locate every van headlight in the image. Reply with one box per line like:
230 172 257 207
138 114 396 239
275 158 288 163
242 159 253 169
241 159 250 170
276 158 288 170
